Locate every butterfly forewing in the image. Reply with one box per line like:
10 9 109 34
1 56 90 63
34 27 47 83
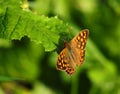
57 48 68 70
56 29 89 75
70 29 89 66
56 48 75 75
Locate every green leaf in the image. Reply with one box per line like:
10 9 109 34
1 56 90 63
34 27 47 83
0 4 69 51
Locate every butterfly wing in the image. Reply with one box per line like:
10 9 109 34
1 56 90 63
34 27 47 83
56 48 75 75
70 29 89 66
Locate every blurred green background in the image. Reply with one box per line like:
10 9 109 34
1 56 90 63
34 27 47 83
0 0 120 94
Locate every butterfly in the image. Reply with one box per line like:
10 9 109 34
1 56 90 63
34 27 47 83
56 29 89 75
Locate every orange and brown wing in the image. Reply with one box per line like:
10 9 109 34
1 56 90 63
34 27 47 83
56 48 75 75
70 29 89 66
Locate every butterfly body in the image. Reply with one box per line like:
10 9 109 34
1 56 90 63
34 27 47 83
56 29 89 75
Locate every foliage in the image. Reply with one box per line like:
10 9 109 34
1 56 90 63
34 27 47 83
0 0 120 94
